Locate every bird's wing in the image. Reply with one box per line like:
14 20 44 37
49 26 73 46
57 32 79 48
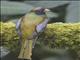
36 18 49 33
16 18 22 36
16 18 21 31
16 18 23 45
32 18 49 48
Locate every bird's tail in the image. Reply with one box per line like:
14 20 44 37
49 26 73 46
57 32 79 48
18 39 33 60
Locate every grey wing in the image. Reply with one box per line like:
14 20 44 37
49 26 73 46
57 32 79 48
16 18 21 31
16 18 22 45
36 18 49 33
16 18 22 36
32 18 49 48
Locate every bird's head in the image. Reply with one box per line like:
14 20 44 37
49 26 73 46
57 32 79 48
31 7 50 15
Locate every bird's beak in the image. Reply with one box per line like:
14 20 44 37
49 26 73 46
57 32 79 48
44 9 50 12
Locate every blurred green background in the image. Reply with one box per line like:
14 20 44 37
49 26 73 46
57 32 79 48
1 1 80 22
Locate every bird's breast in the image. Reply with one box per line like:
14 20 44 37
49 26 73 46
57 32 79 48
20 13 46 38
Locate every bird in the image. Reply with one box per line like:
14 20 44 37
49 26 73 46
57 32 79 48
16 7 50 60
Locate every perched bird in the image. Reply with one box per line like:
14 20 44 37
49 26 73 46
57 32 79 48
16 7 50 60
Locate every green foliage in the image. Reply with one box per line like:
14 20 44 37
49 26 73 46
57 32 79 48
0 22 19 51
43 23 80 48
0 22 80 60
39 23 80 60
